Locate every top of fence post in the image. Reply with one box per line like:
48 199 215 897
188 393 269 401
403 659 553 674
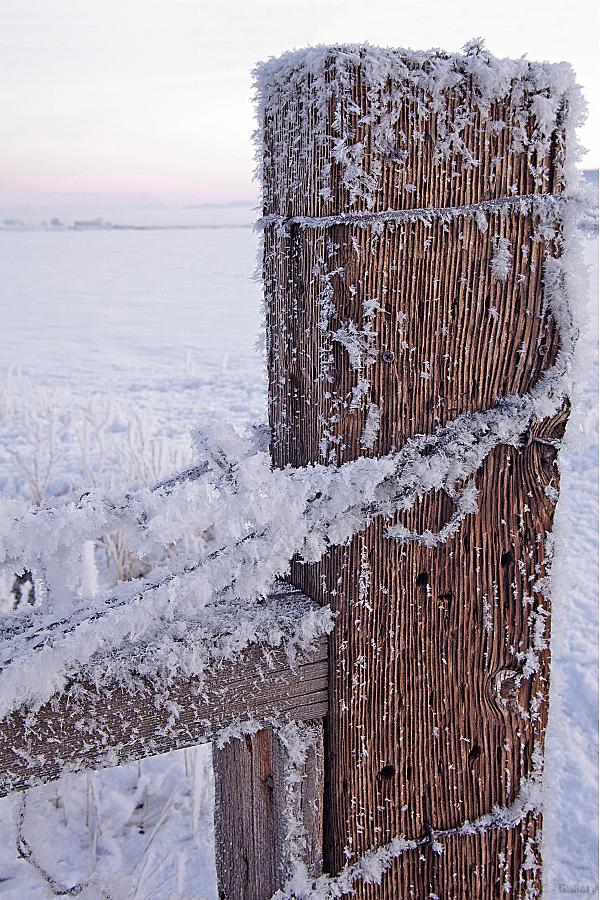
255 42 584 222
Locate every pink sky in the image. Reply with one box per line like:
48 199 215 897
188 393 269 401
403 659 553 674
1 0 597 208
0 172 255 208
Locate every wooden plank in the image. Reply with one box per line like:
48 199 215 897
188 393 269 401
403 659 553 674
0 632 328 797
262 53 567 897
213 723 324 900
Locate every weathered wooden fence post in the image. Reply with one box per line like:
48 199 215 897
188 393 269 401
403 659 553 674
213 725 324 899
251 45 574 899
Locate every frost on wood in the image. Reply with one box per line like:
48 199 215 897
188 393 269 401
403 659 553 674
359 403 380 451
490 236 512 281
0 619 328 797
255 40 588 899
273 748 544 899
254 42 586 216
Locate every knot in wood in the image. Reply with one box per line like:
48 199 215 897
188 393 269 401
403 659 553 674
493 669 521 709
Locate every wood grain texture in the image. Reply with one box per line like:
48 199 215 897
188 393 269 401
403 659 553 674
263 64 567 898
213 723 324 900
262 62 564 219
0 625 328 797
266 214 558 466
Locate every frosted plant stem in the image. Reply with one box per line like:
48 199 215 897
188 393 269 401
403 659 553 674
15 794 113 899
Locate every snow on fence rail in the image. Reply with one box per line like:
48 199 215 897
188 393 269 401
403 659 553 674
0 586 328 796
0 40 592 900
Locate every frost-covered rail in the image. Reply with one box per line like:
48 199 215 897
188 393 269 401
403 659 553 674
0 587 328 797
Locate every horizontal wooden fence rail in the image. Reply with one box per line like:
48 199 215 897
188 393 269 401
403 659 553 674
0 589 328 797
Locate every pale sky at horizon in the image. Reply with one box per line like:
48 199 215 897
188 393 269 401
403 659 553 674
0 0 598 208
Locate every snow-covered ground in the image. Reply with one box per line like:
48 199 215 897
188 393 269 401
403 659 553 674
0 206 264 506
543 225 599 897
0 201 596 898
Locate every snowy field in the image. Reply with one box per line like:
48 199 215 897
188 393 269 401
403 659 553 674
0 200 597 898
0 205 265 900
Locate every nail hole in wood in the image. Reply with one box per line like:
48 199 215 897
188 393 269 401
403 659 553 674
501 550 514 567
416 572 428 588
468 743 481 765
379 764 395 781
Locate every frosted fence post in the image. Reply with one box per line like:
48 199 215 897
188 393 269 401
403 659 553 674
213 725 324 899
226 44 576 898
